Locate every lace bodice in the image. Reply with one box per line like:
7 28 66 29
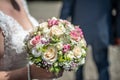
0 0 38 70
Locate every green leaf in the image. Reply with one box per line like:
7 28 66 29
53 62 59 67
81 53 87 58
49 66 54 72
54 67 60 74
50 35 60 43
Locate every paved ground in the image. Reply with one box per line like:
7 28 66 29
28 1 120 80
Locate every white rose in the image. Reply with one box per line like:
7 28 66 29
39 22 48 29
63 62 71 71
43 27 50 34
42 47 57 64
81 48 86 54
80 58 85 65
68 24 75 31
67 51 75 59
58 23 66 33
50 25 65 37
39 22 50 35
79 38 87 47
32 47 41 57
73 46 82 58
56 42 63 50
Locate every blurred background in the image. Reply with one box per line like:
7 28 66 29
27 0 120 80
27 0 62 21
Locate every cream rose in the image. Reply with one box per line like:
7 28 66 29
73 46 82 58
50 25 65 37
42 47 57 64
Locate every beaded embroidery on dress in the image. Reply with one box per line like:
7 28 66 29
0 0 38 70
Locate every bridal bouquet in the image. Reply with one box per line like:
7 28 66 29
25 17 87 74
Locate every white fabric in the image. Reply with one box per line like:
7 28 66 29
0 0 38 70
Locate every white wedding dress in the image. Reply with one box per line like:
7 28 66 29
0 0 38 71
0 1 57 80
0 8 57 78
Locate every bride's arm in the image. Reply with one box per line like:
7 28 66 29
0 64 59 80
0 66 28 80
0 64 58 80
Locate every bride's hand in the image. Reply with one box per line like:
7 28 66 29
30 64 64 79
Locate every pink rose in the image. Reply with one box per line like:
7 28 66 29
75 26 83 36
48 19 58 27
30 35 41 46
70 26 83 41
63 44 71 53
